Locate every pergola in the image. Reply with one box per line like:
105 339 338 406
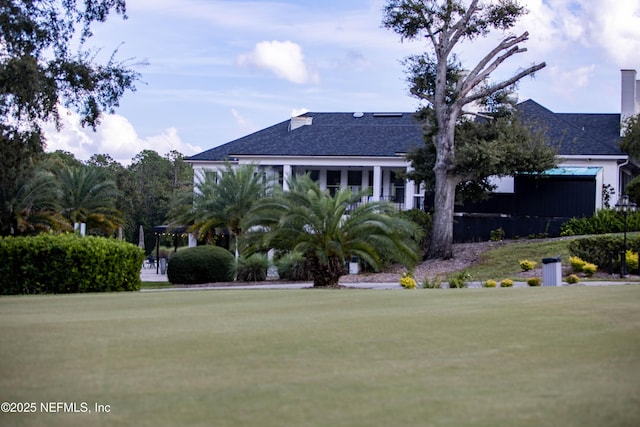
152 225 189 274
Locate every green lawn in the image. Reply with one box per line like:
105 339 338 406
1 287 640 427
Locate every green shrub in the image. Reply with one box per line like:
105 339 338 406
422 275 442 289
276 251 312 281
448 271 471 288
397 209 432 256
236 253 269 282
569 256 586 273
567 235 639 274
500 279 514 287
625 250 638 273
0 234 143 294
490 227 505 242
484 279 497 288
167 245 234 284
519 259 537 271
582 262 597 277
527 277 542 286
566 274 580 284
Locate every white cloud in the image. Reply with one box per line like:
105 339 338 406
43 108 203 166
231 108 259 135
237 40 320 84
520 0 640 65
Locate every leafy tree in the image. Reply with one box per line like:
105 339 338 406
0 0 139 136
406 109 556 204
383 0 546 259
619 114 640 160
0 0 140 237
625 176 640 206
127 150 177 249
243 175 421 287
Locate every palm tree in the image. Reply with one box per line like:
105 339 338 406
243 174 422 287
54 164 123 236
173 162 274 256
2 167 68 235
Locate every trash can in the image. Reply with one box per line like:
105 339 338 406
542 257 562 286
349 256 360 275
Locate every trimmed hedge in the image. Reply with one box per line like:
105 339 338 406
0 234 144 294
567 235 640 274
167 245 234 284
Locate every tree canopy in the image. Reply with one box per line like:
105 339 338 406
619 114 640 160
383 0 546 259
1 1 141 236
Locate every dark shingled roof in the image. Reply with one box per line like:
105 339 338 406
188 112 426 161
516 99 623 156
188 102 625 162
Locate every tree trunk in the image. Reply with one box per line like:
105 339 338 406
429 117 459 259
307 254 346 287
429 166 457 259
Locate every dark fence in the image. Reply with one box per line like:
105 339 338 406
453 214 570 242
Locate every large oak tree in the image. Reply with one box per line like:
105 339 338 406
0 0 140 235
383 0 546 258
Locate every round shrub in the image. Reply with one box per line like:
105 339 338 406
527 277 542 287
625 250 638 272
519 260 537 272
500 279 514 287
569 256 586 273
582 262 597 277
484 279 497 288
167 246 234 284
566 274 580 284
399 272 416 289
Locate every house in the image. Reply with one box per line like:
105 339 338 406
187 70 640 241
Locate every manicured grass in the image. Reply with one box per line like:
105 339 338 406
460 236 640 282
1 287 640 427
463 238 573 280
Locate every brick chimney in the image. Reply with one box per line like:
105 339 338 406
621 69 640 135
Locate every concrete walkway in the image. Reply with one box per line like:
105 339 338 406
140 266 637 291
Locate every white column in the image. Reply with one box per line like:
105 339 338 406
340 168 348 190
362 169 370 203
372 166 382 201
405 181 415 210
319 169 327 191
282 164 292 191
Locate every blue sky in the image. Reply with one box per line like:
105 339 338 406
44 0 640 165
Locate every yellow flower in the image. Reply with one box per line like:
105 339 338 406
400 272 417 289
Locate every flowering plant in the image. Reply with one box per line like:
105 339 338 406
400 272 417 289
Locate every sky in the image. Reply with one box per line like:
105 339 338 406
43 0 640 165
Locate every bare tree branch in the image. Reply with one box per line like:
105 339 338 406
460 32 530 97
459 62 546 106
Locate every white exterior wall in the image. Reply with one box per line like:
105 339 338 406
190 154 625 213
190 155 421 210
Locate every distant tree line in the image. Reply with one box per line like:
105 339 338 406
0 148 192 252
